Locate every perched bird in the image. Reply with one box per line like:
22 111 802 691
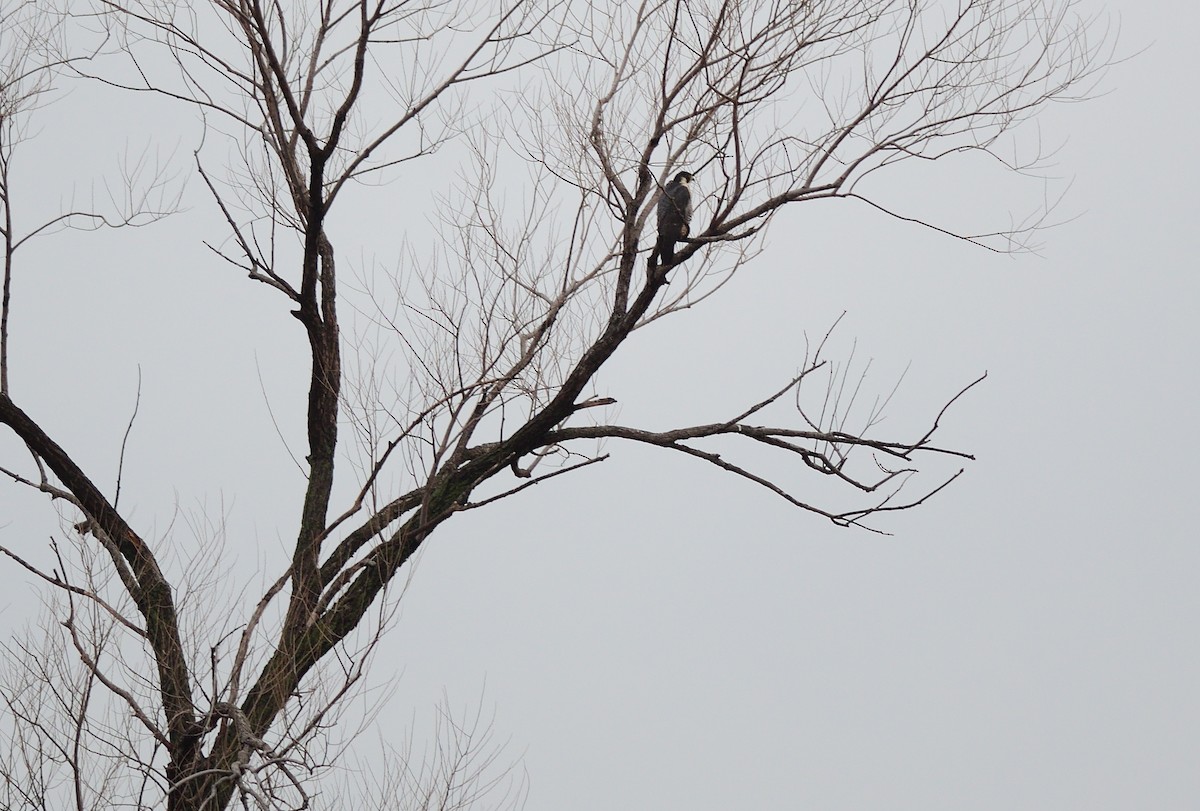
655 171 694 268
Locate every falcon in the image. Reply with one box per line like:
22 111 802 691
654 171 694 268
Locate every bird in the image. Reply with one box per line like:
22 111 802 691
654 170 694 269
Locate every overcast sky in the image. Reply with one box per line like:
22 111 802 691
1 1 1197 809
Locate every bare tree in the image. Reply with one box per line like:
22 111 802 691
0 0 1111 808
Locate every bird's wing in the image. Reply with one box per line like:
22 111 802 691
656 189 672 223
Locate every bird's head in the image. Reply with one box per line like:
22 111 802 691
674 171 694 186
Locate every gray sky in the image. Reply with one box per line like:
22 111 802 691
2 1 1197 809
